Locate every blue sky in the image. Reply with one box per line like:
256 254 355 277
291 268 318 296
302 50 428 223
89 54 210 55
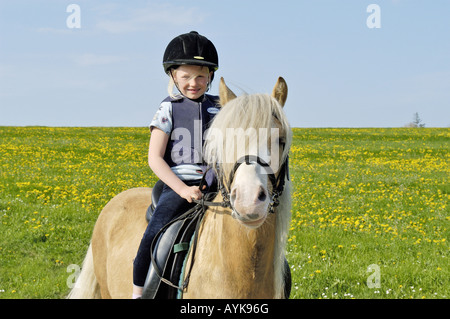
0 0 449 127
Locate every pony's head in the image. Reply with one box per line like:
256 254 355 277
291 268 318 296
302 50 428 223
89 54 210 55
204 77 292 229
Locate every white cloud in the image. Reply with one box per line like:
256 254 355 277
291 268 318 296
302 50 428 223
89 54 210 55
34 2 207 36
36 27 74 35
73 53 128 66
95 3 206 34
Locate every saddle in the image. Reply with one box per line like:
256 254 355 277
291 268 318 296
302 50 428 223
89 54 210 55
141 180 292 299
142 180 203 299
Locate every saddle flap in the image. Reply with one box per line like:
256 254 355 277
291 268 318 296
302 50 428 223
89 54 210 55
142 208 202 299
142 219 185 299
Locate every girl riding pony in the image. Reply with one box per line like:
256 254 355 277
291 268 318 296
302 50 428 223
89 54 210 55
132 31 220 299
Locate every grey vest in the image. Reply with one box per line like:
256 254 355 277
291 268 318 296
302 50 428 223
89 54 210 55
163 94 220 167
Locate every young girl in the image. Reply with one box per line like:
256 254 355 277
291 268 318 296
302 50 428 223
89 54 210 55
132 31 220 298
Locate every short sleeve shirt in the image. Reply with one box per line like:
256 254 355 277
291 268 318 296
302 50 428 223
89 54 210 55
150 101 172 135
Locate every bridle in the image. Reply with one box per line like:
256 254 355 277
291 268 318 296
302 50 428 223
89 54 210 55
197 154 290 214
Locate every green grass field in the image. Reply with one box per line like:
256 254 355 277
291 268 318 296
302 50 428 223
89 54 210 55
0 126 448 299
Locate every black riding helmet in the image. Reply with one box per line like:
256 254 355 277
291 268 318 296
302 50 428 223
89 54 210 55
163 31 219 75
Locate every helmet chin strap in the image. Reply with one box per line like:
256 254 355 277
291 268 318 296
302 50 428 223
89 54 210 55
169 69 182 96
206 74 211 93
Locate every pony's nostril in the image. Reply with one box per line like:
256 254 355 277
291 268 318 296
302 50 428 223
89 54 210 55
257 187 267 202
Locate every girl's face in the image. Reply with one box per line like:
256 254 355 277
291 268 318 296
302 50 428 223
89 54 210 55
173 65 212 100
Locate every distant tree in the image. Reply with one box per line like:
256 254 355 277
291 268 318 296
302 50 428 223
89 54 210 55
405 112 425 128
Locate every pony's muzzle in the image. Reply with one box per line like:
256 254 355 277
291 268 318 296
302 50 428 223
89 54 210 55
230 183 269 228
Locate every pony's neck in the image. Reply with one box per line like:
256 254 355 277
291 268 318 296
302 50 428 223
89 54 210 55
219 210 277 296
185 193 277 298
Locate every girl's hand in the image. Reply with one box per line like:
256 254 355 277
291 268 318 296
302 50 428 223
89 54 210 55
179 185 203 203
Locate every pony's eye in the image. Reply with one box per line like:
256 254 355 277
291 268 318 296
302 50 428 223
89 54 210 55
278 137 286 147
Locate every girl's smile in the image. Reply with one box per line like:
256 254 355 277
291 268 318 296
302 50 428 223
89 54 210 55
186 88 201 95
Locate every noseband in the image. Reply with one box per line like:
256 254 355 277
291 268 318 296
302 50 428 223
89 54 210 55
198 155 289 214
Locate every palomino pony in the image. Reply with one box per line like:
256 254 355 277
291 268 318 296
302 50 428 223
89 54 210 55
68 77 292 299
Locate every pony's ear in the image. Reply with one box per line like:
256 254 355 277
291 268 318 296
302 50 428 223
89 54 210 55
219 77 237 106
271 77 288 107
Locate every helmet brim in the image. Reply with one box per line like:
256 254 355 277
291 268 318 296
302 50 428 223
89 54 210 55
163 59 218 74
